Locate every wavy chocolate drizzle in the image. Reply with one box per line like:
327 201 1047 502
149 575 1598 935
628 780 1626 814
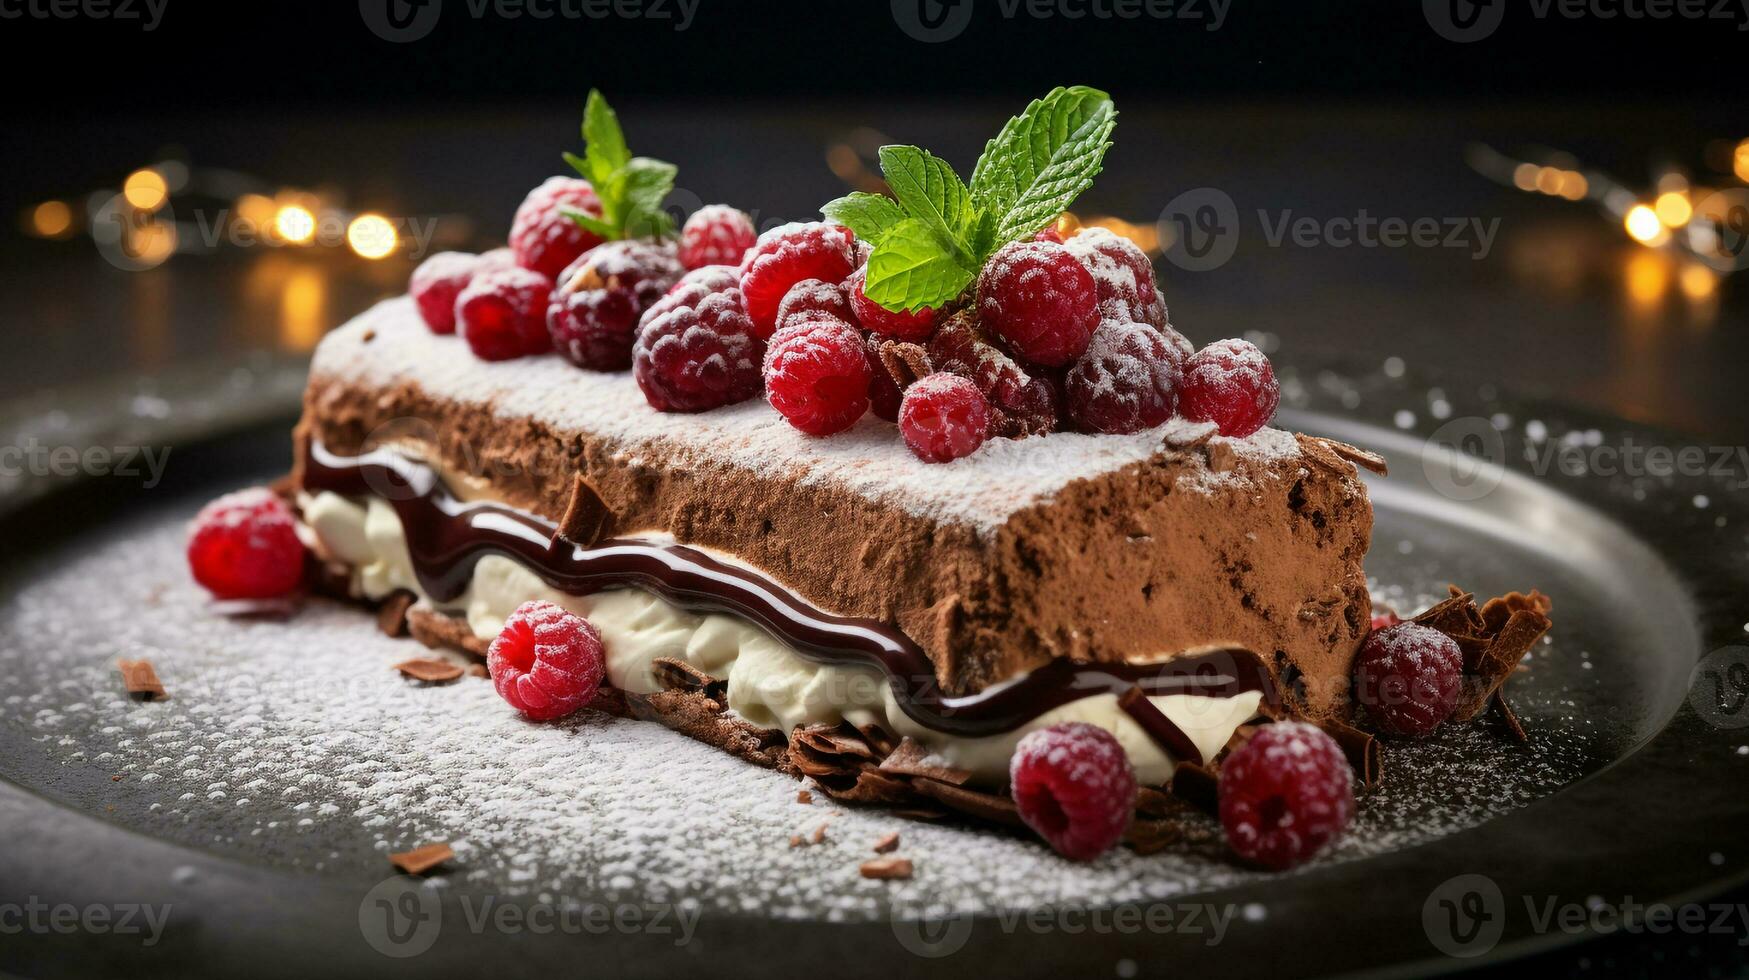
302 443 1278 757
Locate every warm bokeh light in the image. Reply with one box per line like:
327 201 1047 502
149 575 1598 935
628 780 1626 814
1624 205 1665 244
1679 262 1717 301
235 193 278 231
1535 167 1564 195
1624 250 1669 308
1512 163 1539 191
1654 191 1693 227
30 200 73 238
275 204 317 244
279 265 328 351
346 213 398 259
1556 171 1588 201
124 218 177 268
1736 140 1749 183
122 168 169 212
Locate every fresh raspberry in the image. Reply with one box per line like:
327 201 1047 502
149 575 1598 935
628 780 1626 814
738 222 858 339
456 266 554 361
679 204 757 270
927 311 1057 438
762 318 871 435
774 279 856 335
1370 610 1403 632
898 374 989 463
846 267 936 341
1218 721 1355 870
1064 320 1185 434
1353 623 1465 738
478 246 516 270
634 288 764 412
509 176 605 280
186 488 306 600
644 264 741 325
547 240 683 371
409 251 483 334
1033 225 1066 244
976 239 1098 367
1009 722 1137 861
1178 339 1280 438
487 600 606 722
1064 227 1164 326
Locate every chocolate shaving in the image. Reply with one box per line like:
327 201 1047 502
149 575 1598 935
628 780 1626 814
1168 762 1219 817
1491 694 1528 743
1162 420 1219 451
1135 785 1178 819
394 658 465 684
797 789 813 805
650 657 726 698
909 778 1024 828
376 591 416 638
466 663 489 678
625 689 792 772
877 738 972 786
1318 718 1381 788
873 339 931 394
859 856 913 880
873 831 901 854
1412 586 1554 728
116 659 167 701
811 822 829 844
1125 819 1183 856
1321 438 1389 476
389 842 453 875
1117 687 1203 765
407 609 490 657
554 473 614 548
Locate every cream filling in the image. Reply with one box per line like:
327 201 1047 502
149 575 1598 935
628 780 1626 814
301 490 1262 786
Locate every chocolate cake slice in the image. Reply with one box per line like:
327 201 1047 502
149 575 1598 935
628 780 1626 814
292 297 1375 788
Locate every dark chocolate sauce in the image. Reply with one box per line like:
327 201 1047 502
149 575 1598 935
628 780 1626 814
303 443 1278 749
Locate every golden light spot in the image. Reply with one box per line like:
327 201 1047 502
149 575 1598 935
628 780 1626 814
346 214 398 259
1624 250 1669 308
1735 140 1749 183
1679 263 1717 301
279 265 327 352
275 204 317 245
1535 167 1564 195
1654 191 1692 228
122 168 169 212
1512 163 1539 191
235 193 277 231
1556 171 1589 201
30 200 73 237
1624 205 1665 245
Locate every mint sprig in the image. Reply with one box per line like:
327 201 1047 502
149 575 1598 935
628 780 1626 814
561 90 678 241
822 85 1117 313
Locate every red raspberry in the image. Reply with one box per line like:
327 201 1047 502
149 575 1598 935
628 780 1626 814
1219 721 1354 869
738 222 858 339
457 266 554 361
409 251 483 334
679 204 757 270
1178 339 1280 438
976 240 1098 367
1064 227 1164 327
1370 610 1403 632
644 264 741 324
762 318 871 435
1064 320 1185 434
774 278 856 335
899 373 989 463
634 288 764 412
1033 225 1066 244
509 176 605 279
487 600 606 721
927 311 1057 438
846 267 936 341
186 488 306 600
1009 722 1137 861
547 240 683 371
1353 623 1465 738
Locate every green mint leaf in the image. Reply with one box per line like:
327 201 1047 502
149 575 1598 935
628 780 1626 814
877 145 976 263
562 151 592 182
820 192 908 245
617 157 678 239
863 217 977 313
562 207 616 240
969 86 1116 245
582 89 632 186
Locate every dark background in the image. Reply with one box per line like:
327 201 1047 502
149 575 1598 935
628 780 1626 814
0 2 1746 977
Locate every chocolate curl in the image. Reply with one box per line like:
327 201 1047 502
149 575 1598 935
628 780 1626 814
376 590 416 638
554 473 614 548
388 842 454 875
1125 819 1183 856
1168 761 1219 817
1452 607 1552 721
407 608 490 657
874 339 931 394
116 659 167 701
393 658 464 683
1318 718 1382 789
1117 687 1204 765
1412 586 1554 728
909 778 1025 828
878 737 973 786
650 656 727 699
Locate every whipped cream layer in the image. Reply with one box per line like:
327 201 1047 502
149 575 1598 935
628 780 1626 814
302 489 1262 786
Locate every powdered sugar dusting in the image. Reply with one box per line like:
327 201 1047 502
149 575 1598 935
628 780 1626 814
314 299 1302 535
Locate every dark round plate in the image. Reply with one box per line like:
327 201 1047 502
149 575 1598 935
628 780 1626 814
1 354 1746 980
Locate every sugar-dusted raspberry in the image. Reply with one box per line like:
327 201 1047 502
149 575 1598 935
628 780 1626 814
1370 610 1403 632
1354 622 1465 738
762 318 871 435
679 204 757 270
1178 339 1280 438
1033 225 1066 244
1219 721 1354 869
927 310 1057 438
976 239 1098 367
739 222 858 339
547 240 683 371
1064 320 1185 434
643 264 741 325
774 278 856 335
457 266 554 361
409 251 483 334
899 373 989 463
1009 722 1137 861
487 600 605 721
1064 227 1163 326
186 488 306 600
1158 317 1194 359
634 288 764 413
846 267 936 341
509 176 605 280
